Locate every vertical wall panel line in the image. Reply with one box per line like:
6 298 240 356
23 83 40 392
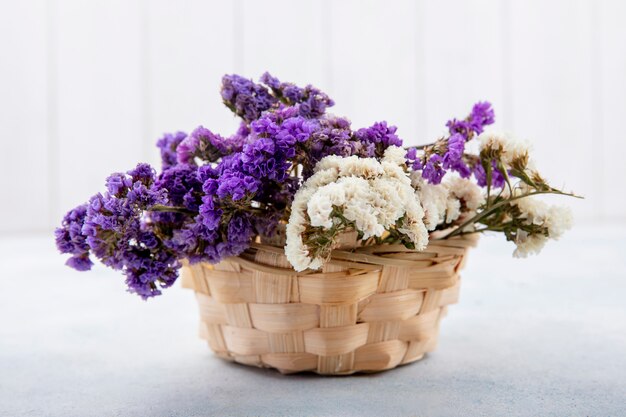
500 0 513 130
233 0 244 74
141 0 153 161
414 0 427 143
321 0 334 92
589 0 604 219
46 0 59 228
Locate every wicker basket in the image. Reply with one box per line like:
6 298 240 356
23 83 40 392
181 233 477 375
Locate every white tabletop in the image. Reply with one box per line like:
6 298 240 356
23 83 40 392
1 225 625 417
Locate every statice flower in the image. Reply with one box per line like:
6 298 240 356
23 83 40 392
156 131 187 169
408 102 496 184
286 146 428 271
421 154 446 184
156 165 203 211
172 156 257 263
473 160 507 188
302 116 355 176
177 125 247 165
353 121 403 158
443 134 465 167
447 101 495 139
221 74 277 123
55 204 93 271
408 135 467 185
166 212 255 265
260 72 335 118
80 163 179 299
151 164 203 227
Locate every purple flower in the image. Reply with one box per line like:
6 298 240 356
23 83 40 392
448 158 472 178
304 115 354 177
260 72 334 118
55 204 93 271
354 121 403 158
421 154 446 184
410 102 497 183
407 134 466 184
473 160 506 188
79 163 178 299
176 134 200 165
447 101 495 140
150 164 203 227
442 134 465 167
156 132 187 169
221 74 278 123
155 165 202 210
177 125 246 164
469 101 495 134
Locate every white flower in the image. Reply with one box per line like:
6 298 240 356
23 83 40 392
514 196 549 225
382 145 407 166
285 153 430 270
478 131 532 167
313 155 343 172
410 171 448 230
337 176 384 239
397 196 429 250
447 177 485 212
445 198 462 223
305 167 339 189
338 155 384 178
286 186 318 271
513 231 547 258
545 205 573 239
370 177 407 227
510 196 573 258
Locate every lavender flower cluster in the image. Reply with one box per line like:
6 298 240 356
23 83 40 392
55 164 179 298
56 72 499 298
406 102 496 185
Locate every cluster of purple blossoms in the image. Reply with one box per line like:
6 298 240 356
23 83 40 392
304 116 354 177
473 161 507 188
260 72 335 118
407 101 496 185
156 131 187 169
55 163 180 298
221 74 278 123
177 124 248 165
55 204 92 271
354 121 403 158
151 164 203 228
447 101 495 139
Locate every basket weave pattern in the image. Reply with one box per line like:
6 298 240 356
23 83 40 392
181 234 476 375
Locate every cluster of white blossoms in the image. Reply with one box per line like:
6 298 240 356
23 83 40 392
511 196 573 258
285 146 429 271
410 172 485 230
478 131 533 168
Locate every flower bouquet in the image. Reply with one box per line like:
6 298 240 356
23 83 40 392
56 73 578 374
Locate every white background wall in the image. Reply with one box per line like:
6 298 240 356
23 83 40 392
1 0 625 234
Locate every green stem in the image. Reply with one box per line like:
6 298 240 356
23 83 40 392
405 142 435 150
149 205 195 215
439 190 581 240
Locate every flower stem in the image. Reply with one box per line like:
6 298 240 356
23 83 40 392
149 205 195 215
439 190 582 239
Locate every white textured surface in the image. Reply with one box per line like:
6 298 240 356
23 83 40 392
1 225 625 416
